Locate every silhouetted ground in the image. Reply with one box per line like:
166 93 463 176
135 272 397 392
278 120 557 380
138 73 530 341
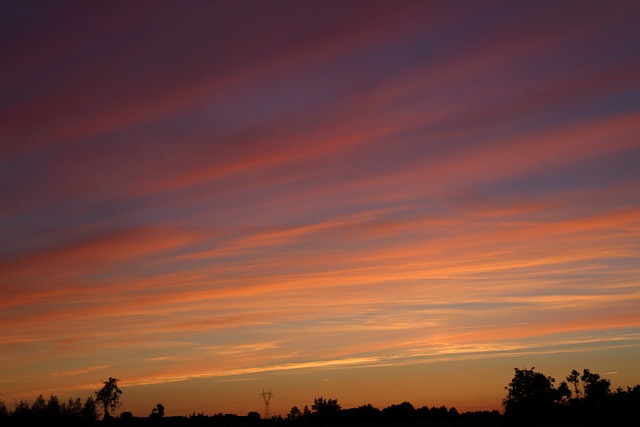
3 368 638 427
5 410 640 427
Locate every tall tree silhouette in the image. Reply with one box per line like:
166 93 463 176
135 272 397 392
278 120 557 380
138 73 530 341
95 377 122 419
566 369 583 398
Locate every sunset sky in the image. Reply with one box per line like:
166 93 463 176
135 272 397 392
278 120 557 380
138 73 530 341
1 0 640 417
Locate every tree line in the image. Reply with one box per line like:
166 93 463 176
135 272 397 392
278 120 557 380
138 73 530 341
0 377 122 425
1 368 639 426
502 367 640 425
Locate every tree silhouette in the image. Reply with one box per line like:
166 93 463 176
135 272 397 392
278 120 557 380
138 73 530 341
46 394 61 418
150 403 165 418
83 396 99 422
302 405 311 418
311 397 341 418
581 368 611 402
382 401 415 418
248 411 261 420
95 377 122 419
13 400 31 418
65 397 83 418
349 403 380 419
503 367 565 422
287 406 301 420
556 380 571 405
31 394 46 415
566 369 582 398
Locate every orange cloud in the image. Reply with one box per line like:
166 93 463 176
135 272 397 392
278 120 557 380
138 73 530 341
1 227 202 293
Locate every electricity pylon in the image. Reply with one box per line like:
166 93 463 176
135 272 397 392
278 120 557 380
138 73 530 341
261 389 273 419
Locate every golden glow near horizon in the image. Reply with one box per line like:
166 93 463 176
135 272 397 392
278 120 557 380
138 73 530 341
1 0 640 417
